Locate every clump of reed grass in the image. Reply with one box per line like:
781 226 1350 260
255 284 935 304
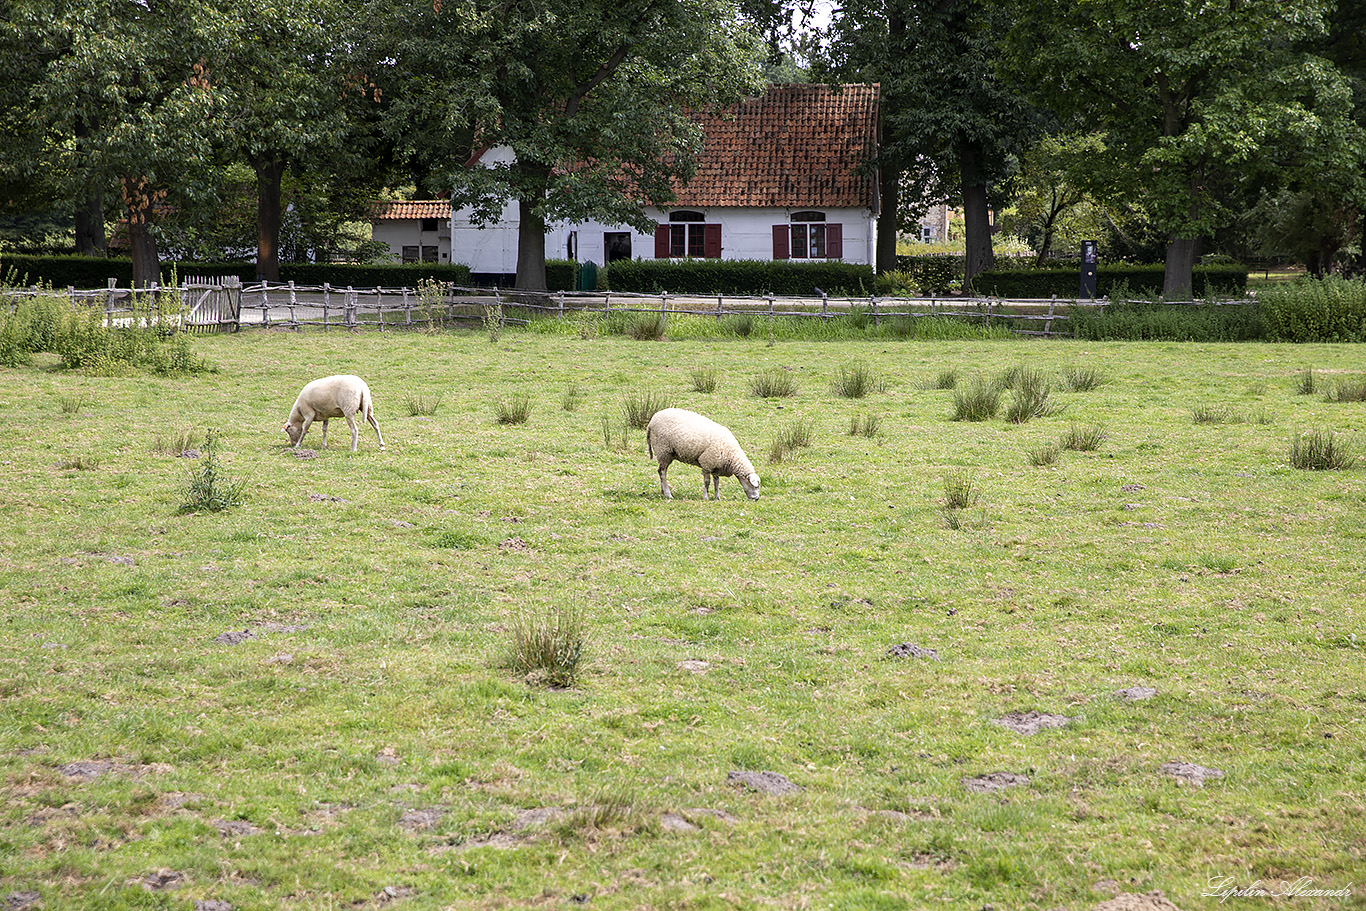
690 367 719 393
1192 404 1232 424
831 361 885 399
1061 423 1108 452
1289 429 1357 470
1028 442 1062 467
1324 377 1366 403
552 789 649 842
57 455 100 471
928 368 959 390
151 429 201 456
769 418 814 463
1059 365 1108 392
622 391 670 430
1004 369 1060 424
1295 367 1317 396
561 382 582 412
847 413 881 438
750 368 798 398
405 392 443 416
55 390 91 414
626 313 666 341
494 394 532 425
951 378 1001 421
177 430 245 514
941 471 980 511
505 603 585 689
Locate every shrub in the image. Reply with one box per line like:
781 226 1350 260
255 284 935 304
1289 429 1357 470
951 378 1001 421
177 430 245 514
602 258 874 296
750 368 798 398
505 603 585 688
831 361 885 398
1261 276 1366 343
975 263 1248 298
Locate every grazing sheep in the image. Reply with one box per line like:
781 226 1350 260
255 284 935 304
283 375 385 452
646 407 760 500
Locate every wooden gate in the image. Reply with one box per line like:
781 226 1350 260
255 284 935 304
183 276 242 333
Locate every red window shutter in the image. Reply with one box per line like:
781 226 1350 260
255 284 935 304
703 224 722 258
772 225 789 260
654 225 670 259
827 224 843 259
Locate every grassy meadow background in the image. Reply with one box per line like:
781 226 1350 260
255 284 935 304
1 320 1364 910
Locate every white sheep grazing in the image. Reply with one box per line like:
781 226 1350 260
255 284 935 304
646 407 760 500
283 375 386 452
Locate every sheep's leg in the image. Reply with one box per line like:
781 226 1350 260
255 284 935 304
319 419 329 448
295 415 315 449
658 461 673 499
346 414 360 451
704 471 715 500
367 410 386 450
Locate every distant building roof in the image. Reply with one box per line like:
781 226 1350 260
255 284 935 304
370 200 451 220
677 83 880 209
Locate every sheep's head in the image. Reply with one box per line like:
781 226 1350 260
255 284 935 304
738 472 761 500
283 421 303 445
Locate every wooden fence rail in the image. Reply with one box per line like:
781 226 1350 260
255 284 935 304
1 280 1251 339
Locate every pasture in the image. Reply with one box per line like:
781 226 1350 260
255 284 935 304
1 324 1364 911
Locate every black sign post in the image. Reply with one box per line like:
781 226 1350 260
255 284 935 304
1080 240 1098 298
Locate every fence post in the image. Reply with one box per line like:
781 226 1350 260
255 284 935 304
404 288 412 327
376 286 385 332
716 294 723 321
558 290 565 321
870 295 878 327
821 289 828 318
1045 295 1057 337
323 282 331 330
604 291 611 317
660 291 668 331
345 286 356 328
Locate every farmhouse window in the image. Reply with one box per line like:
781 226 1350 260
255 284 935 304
655 211 721 259
604 232 632 263
773 212 843 260
420 217 440 232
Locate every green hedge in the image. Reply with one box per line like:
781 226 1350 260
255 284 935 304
1259 277 1366 342
894 255 964 294
974 263 1249 298
601 259 875 295
0 254 473 290
1067 301 1266 341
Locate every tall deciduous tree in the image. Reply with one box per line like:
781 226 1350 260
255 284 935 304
819 0 1035 285
376 0 764 289
1004 0 1355 297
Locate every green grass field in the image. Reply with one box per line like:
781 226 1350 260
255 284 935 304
2 324 1364 910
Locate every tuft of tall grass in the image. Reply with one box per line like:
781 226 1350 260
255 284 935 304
494 394 532 425
1192 404 1232 424
1003 368 1059 424
1289 429 1357 470
690 367 719 393
847 413 881 438
625 313 667 341
928 368 959 390
55 390 91 413
177 430 245 514
941 471 980 511
750 368 798 398
951 378 1001 421
622 391 670 430
151 429 202 456
505 603 585 688
1027 442 1061 467
1061 423 1108 452
1324 377 1366 403
405 393 443 416
561 383 582 412
831 361 885 398
1296 367 1317 396
769 418 814 463
1059 365 1107 392
482 300 504 342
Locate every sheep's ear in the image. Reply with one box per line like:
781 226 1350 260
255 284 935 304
749 473 761 488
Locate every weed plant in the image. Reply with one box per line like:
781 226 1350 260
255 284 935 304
749 368 798 398
690 367 719 393
482 299 504 342
847 413 880 438
176 430 244 513
54 390 90 413
1061 423 1108 451
768 418 814 463
1289 429 1357 470
622 391 670 430
831 361 885 398
1324 377 1366 403
951 378 1001 421
494 394 532 425
404 392 443 416
505 603 585 688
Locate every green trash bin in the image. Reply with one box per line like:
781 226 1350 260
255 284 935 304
577 261 598 291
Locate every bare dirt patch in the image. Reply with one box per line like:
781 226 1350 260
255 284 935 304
1158 762 1224 786
962 772 1030 793
992 711 1071 735
58 760 170 780
1116 686 1158 701
1095 890 1185 911
885 642 939 660
727 770 801 795
5 891 41 910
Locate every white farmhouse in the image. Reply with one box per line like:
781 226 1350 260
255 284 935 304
369 200 452 264
451 83 882 283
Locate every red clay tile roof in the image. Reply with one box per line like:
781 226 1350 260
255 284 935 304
677 83 880 209
370 200 451 220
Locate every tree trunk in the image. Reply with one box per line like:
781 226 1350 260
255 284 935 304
255 155 286 282
74 193 106 257
515 197 548 290
121 176 160 288
961 143 995 293
1163 237 1199 299
876 160 900 274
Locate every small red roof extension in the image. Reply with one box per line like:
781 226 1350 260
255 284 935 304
678 83 880 209
370 200 451 220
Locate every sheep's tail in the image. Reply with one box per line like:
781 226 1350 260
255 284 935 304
646 428 655 458
360 384 373 418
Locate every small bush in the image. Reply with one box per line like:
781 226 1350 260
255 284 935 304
494 394 532 425
690 367 719 393
1059 365 1107 392
847 413 881 438
750 368 798 398
951 378 1001 421
622 391 670 430
405 393 443 416
505 603 585 688
1289 429 1357 470
1061 423 1108 452
831 361 885 399
769 418 814 464
177 430 245 514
